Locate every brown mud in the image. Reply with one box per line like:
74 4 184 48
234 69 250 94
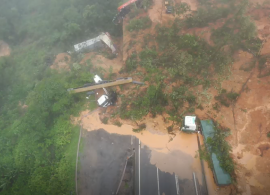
80 52 123 75
50 53 71 71
78 109 209 183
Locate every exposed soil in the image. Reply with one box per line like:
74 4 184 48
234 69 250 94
50 53 71 71
80 52 123 75
0 40 11 57
221 6 270 194
148 0 163 24
122 16 157 62
18 101 28 110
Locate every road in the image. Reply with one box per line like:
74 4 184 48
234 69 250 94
134 137 201 195
78 129 133 195
78 129 207 195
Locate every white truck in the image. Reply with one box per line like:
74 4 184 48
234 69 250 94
92 75 112 108
181 116 199 133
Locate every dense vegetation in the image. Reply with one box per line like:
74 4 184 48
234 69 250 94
0 0 121 194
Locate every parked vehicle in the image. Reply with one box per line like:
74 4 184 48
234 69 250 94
180 116 200 133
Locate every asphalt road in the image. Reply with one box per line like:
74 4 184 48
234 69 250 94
78 129 133 195
78 130 207 195
134 137 206 195
134 138 180 195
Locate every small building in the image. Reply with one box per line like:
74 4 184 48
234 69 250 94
74 32 116 54
200 120 232 186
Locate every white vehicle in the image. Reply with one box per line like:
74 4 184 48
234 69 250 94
93 75 112 108
181 116 199 133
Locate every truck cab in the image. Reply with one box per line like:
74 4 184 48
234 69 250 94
93 75 112 108
181 116 200 133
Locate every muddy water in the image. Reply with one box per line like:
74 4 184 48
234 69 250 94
80 109 218 194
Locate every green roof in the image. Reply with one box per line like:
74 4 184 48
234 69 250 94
201 120 232 186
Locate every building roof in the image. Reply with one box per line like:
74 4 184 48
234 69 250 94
74 32 116 53
74 36 101 52
200 120 232 186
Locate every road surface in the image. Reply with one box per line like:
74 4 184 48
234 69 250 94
134 137 206 195
78 129 133 195
78 129 207 195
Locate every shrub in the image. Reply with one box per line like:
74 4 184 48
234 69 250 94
133 123 146 133
215 90 239 107
101 117 109 124
125 53 138 72
226 92 239 101
139 48 157 60
126 16 152 32
186 93 196 105
113 120 122 127
258 56 267 70
174 2 191 16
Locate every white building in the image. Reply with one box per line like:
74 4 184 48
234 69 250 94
74 32 116 54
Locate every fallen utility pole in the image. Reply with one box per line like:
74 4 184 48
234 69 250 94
68 77 133 94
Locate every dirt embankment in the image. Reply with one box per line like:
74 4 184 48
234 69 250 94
196 4 270 194
0 40 11 57
80 52 123 75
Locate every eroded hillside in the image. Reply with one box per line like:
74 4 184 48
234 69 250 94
100 0 270 194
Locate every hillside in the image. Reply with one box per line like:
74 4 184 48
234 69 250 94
0 0 270 194
104 0 270 194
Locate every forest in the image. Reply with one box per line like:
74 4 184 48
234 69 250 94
0 0 122 194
